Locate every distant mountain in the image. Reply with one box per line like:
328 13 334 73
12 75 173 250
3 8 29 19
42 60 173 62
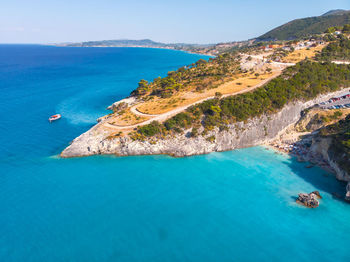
63 39 163 47
322 9 349 16
257 10 350 41
57 9 350 52
58 39 212 49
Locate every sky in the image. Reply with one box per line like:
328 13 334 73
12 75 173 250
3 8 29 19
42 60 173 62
1 0 350 44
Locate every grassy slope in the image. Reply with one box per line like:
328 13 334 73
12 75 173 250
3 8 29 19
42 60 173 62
257 11 350 40
317 37 350 61
135 61 350 138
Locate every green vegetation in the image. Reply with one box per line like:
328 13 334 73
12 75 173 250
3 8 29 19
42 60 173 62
131 53 241 98
331 110 343 119
317 37 350 61
137 121 162 137
257 11 350 41
137 61 350 138
343 24 350 33
325 24 350 34
318 114 350 174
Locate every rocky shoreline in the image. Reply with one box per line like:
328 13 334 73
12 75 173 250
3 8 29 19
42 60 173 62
61 88 349 158
61 88 350 201
267 105 350 202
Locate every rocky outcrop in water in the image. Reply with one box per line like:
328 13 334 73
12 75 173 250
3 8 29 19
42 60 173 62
296 192 321 208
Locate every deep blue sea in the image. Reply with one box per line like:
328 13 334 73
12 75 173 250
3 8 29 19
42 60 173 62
1 45 350 262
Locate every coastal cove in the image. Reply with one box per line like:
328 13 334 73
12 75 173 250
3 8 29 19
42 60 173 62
1 45 350 261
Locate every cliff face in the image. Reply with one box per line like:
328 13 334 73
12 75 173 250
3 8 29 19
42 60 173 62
61 89 349 159
309 136 350 201
308 111 350 201
61 101 304 158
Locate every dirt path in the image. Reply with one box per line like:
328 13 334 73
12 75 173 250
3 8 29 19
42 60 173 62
103 49 332 131
129 106 158 117
333 61 350 65
103 72 282 130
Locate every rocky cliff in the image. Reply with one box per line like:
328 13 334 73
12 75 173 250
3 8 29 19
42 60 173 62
61 88 349 159
309 119 350 201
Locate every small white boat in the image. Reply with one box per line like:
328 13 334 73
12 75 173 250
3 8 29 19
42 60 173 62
49 114 61 122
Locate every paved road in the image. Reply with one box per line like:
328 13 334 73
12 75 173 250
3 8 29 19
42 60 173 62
320 97 350 109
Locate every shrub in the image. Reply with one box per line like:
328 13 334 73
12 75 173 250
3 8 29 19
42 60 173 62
138 121 162 137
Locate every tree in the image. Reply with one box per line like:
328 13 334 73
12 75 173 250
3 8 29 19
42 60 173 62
196 59 207 66
215 92 223 98
138 121 162 136
210 105 221 114
343 24 350 33
326 27 336 34
132 79 149 96
190 127 198 137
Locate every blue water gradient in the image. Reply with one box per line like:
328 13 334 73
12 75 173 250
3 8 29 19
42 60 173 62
0 45 349 262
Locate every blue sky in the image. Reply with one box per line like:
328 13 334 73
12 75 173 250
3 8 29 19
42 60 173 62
1 0 350 44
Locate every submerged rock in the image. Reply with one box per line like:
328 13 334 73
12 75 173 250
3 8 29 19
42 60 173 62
296 192 321 208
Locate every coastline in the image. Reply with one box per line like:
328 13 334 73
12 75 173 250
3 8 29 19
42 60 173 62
61 87 350 201
50 44 217 56
265 109 350 201
61 88 350 158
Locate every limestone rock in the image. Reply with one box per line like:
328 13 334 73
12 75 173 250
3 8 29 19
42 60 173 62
345 182 350 202
296 192 320 208
311 190 322 199
61 89 349 159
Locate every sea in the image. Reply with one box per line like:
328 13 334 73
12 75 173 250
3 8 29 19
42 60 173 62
0 44 350 262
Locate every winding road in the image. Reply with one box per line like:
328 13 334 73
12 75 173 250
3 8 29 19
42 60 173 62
103 72 284 130
104 52 349 130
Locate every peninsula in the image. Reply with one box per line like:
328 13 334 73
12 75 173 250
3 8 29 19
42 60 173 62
61 11 350 200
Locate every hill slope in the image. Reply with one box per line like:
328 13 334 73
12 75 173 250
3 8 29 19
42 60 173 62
322 9 349 16
257 10 350 41
59 39 212 49
68 39 165 47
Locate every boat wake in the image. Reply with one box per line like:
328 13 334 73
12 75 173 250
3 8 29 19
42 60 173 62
56 94 107 126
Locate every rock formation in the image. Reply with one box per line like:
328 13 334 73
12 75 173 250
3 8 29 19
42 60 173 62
296 192 322 208
61 89 349 159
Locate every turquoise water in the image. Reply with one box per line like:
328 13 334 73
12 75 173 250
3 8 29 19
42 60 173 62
1 45 350 262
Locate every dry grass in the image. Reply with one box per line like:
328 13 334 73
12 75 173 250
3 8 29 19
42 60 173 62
107 109 150 126
315 108 350 118
136 96 187 115
136 72 276 115
210 72 275 95
282 45 326 63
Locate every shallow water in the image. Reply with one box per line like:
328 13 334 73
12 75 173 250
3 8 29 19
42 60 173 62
0 45 349 262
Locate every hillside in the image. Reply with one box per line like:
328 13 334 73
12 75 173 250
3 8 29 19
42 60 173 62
317 38 350 61
136 61 350 138
322 9 350 16
65 39 166 47
56 10 350 54
56 38 255 55
58 39 213 50
257 10 350 41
